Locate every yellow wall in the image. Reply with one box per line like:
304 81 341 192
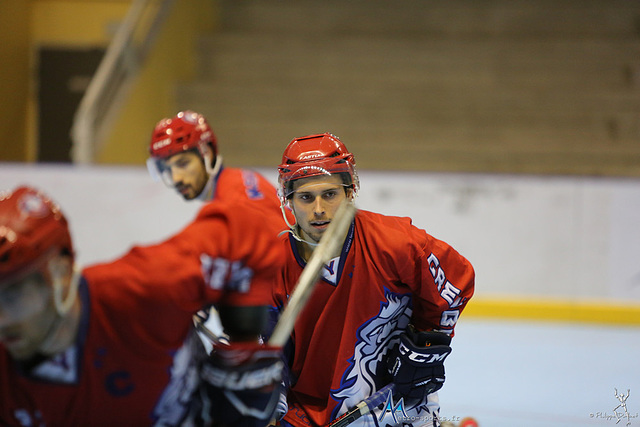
31 0 130 46
28 0 131 161
2 0 215 163
0 1 31 161
99 0 217 164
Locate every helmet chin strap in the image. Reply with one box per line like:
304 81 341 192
198 153 223 201
280 201 296 230
38 262 81 355
278 202 320 247
53 263 81 316
278 228 320 248
204 152 222 178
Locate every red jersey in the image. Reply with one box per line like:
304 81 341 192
204 166 293 226
0 200 285 426
272 209 475 426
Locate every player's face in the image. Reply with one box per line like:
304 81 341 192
162 151 209 200
0 270 57 360
290 174 350 243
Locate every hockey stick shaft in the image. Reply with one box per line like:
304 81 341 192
327 383 396 427
268 200 356 347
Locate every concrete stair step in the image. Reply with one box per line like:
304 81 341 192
196 33 640 90
173 0 640 176
219 0 640 38
178 79 640 115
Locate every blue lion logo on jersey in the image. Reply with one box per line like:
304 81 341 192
330 290 412 420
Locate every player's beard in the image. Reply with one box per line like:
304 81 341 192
300 221 326 244
176 183 197 200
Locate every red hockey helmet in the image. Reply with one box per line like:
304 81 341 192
148 110 217 160
0 186 73 288
277 133 359 201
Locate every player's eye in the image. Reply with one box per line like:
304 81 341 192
174 159 191 169
165 153 194 171
323 190 338 199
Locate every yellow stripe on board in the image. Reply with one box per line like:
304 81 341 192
463 298 640 326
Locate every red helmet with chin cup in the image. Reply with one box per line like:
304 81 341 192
0 186 73 287
148 110 217 160
277 133 359 201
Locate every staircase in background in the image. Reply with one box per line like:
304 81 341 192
176 0 640 176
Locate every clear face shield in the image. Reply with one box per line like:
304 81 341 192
147 145 217 189
286 179 353 206
146 156 177 187
278 160 359 206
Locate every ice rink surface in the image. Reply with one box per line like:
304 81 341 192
438 318 640 427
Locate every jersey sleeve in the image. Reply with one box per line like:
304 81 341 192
82 200 285 345
398 220 475 336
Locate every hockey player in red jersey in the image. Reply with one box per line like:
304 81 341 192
270 133 475 427
0 186 285 426
147 110 291 349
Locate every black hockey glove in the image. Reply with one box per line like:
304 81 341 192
201 342 284 427
385 326 452 401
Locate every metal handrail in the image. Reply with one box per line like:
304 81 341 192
70 0 174 164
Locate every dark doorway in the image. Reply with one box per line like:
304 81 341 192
37 47 105 162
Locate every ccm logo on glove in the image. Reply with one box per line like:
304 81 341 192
398 342 450 364
386 328 453 400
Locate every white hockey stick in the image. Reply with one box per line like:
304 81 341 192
327 383 396 427
268 199 357 347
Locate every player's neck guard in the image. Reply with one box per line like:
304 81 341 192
278 227 320 248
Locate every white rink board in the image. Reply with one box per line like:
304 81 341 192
355 170 640 304
1 163 639 303
0 163 201 266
